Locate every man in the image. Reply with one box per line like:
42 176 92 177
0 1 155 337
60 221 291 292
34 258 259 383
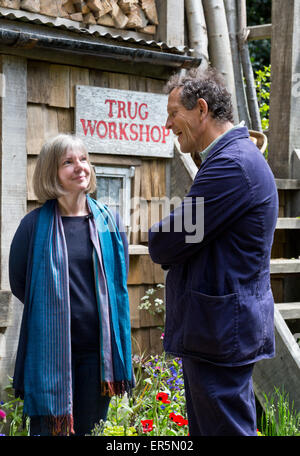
148 67 278 436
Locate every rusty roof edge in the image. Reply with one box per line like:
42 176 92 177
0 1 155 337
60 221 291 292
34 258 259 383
0 6 192 55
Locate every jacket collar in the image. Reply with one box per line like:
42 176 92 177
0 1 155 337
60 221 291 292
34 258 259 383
199 126 250 167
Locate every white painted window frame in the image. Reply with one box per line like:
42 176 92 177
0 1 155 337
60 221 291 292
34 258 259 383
94 165 135 231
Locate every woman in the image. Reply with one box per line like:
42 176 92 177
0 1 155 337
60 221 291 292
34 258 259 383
9 134 134 436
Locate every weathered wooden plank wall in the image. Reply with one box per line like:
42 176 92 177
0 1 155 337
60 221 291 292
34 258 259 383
26 60 167 356
0 55 27 395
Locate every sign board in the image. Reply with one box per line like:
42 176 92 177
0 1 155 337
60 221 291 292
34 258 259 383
75 85 174 158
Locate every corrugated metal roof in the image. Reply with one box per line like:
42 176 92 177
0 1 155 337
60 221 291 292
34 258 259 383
0 6 191 55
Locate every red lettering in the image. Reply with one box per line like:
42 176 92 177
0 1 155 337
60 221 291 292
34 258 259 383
150 126 162 143
80 119 97 136
119 123 129 140
96 121 107 138
105 99 117 118
127 101 138 120
138 103 148 120
129 124 139 141
161 126 170 143
108 122 117 139
117 100 127 119
139 124 150 142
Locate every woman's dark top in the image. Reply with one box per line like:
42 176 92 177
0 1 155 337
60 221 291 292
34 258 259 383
61 216 99 353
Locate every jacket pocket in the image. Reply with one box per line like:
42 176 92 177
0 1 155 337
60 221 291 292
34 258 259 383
183 289 239 360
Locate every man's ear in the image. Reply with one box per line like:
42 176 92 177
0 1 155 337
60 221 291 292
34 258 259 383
197 98 209 118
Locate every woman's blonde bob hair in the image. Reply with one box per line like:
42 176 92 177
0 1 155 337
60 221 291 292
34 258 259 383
33 134 96 203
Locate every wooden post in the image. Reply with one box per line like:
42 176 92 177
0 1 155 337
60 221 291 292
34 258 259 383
0 56 27 396
268 0 300 179
202 0 239 124
155 0 184 48
0 56 27 290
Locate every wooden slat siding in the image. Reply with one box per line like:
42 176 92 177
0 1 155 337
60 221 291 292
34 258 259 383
131 164 141 245
149 327 164 354
131 327 150 356
27 60 51 104
28 61 70 108
128 255 164 285
140 161 152 200
57 107 74 135
129 73 147 92
26 104 59 155
48 64 70 108
109 72 130 90
128 285 141 328
89 69 110 88
131 327 164 357
70 67 89 107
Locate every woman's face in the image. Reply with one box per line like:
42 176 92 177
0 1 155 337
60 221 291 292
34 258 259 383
57 146 91 195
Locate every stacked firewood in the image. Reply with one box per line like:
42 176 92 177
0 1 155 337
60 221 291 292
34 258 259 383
0 0 159 34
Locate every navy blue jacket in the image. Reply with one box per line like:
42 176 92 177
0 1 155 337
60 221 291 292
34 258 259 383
148 127 278 366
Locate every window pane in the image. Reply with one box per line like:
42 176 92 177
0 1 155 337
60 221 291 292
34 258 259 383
96 176 123 216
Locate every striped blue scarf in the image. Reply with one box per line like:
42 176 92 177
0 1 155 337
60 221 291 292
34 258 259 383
23 196 133 435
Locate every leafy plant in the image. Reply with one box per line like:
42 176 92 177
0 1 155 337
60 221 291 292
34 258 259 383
0 378 29 436
89 352 188 436
259 387 300 436
255 64 271 131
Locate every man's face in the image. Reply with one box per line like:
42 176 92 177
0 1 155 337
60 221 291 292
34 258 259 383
166 87 203 154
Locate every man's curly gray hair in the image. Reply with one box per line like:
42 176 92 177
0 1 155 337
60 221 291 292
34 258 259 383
164 67 234 123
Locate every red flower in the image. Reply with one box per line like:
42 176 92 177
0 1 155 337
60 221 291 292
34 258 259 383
169 412 177 421
141 419 153 433
169 412 188 426
156 392 171 404
175 415 188 426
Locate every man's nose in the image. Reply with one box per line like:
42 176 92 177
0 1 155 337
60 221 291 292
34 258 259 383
165 116 172 130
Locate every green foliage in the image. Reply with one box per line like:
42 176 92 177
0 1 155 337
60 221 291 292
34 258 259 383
90 352 188 436
259 387 300 436
247 0 271 72
255 64 271 131
0 378 29 436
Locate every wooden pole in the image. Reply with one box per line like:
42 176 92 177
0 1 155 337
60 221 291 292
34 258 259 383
185 0 209 68
268 0 300 179
202 0 239 124
237 0 262 132
224 0 251 127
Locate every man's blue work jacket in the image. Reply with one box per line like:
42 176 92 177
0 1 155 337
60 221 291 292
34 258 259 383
148 126 279 366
